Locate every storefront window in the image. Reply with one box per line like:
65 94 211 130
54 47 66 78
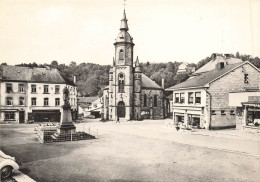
5 112 15 120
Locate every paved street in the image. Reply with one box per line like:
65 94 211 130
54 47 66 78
0 120 259 182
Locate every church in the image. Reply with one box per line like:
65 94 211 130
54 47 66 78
102 10 165 121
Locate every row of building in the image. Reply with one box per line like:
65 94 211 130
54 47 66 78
1 9 259 132
0 65 77 123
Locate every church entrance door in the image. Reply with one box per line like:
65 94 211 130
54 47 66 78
117 101 125 118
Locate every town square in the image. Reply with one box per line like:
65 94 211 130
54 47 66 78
0 0 260 181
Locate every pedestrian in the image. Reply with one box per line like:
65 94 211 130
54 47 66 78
116 115 120 123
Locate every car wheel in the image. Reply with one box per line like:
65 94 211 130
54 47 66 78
1 166 13 179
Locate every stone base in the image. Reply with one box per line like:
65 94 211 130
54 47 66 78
57 122 76 135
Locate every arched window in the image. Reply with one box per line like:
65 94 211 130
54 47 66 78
144 94 147 107
118 73 125 93
119 49 124 60
19 97 25 105
154 95 157 107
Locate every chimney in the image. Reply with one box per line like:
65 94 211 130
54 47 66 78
73 75 76 84
224 54 231 59
211 53 217 60
161 78 165 89
216 62 225 70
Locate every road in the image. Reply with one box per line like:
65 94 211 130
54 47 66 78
0 120 259 182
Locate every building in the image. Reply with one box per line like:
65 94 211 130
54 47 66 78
102 10 165 121
177 62 195 74
166 55 260 129
0 65 77 123
78 96 99 110
229 88 260 132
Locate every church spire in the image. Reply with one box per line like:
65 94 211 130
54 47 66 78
120 9 129 31
135 56 140 67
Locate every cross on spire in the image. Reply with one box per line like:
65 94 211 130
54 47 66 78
123 0 126 10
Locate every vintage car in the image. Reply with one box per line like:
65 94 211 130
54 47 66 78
0 150 19 179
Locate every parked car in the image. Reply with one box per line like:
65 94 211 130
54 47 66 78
0 150 19 179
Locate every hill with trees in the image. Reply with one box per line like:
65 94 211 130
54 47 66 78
3 52 259 97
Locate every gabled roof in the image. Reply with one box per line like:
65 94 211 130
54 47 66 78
141 73 163 90
193 57 242 75
167 61 258 91
0 65 75 85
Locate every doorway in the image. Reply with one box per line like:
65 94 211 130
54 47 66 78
19 111 25 123
117 101 125 118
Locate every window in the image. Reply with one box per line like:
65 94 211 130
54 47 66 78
55 98 60 106
31 98 36 106
211 110 216 115
221 110 226 115
6 97 13 105
44 98 49 106
55 85 60 94
118 73 125 93
195 92 201 104
19 84 25 92
144 94 147 107
19 97 25 105
154 95 157 107
188 92 194 104
6 83 12 93
119 49 124 60
31 85 36 93
244 74 249 83
180 93 185 103
44 85 49 93
175 93 180 103
230 110 235 115
5 112 15 120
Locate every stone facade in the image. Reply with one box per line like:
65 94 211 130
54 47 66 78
102 10 165 121
207 63 260 129
167 59 260 129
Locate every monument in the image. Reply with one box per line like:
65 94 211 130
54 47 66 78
57 87 76 135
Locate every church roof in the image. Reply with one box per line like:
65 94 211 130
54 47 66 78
0 65 75 85
114 10 133 44
141 73 163 90
120 10 129 31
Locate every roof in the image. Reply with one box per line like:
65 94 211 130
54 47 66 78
78 97 99 103
102 73 163 91
167 62 252 91
0 65 75 85
167 93 173 101
141 73 163 90
194 56 242 75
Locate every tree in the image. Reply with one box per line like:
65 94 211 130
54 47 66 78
51 60 58 68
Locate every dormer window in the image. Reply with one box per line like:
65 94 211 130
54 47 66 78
119 49 124 60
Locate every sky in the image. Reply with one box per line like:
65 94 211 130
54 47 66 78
0 0 259 66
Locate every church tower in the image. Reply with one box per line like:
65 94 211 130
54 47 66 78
108 10 135 121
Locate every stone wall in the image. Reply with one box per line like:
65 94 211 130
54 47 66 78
207 63 260 128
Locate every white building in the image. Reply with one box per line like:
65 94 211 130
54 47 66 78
0 65 77 123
